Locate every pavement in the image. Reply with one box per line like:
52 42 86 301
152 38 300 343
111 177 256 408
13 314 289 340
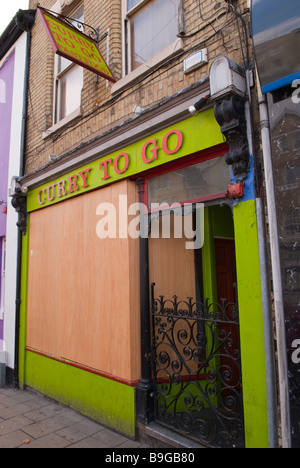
0 386 152 449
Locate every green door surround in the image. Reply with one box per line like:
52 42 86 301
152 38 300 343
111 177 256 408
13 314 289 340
233 199 269 448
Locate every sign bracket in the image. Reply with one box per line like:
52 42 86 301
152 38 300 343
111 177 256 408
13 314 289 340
37 4 106 44
37 6 116 82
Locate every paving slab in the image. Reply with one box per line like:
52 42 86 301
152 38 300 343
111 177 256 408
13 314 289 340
0 386 153 449
0 430 33 449
56 418 105 443
0 415 33 436
20 432 71 449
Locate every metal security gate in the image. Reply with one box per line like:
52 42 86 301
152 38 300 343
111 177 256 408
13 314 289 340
150 283 245 448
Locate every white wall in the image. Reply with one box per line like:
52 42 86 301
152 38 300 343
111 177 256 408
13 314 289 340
2 32 27 370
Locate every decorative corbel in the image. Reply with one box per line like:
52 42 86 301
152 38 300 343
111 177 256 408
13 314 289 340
209 56 250 183
11 194 27 235
214 94 250 180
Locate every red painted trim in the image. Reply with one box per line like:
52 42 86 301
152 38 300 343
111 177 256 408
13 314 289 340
138 142 229 209
25 347 140 387
135 142 228 184
38 8 59 55
156 373 207 384
148 193 227 213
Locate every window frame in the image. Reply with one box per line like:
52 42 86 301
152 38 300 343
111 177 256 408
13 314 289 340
140 143 230 212
122 0 182 76
53 56 84 124
52 3 84 125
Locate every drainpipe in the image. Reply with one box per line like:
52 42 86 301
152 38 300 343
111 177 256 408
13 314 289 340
256 197 278 448
135 179 154 427
13 10 35 389
257 86 291 448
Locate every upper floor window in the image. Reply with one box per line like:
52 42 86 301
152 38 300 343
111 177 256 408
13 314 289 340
53 4 84 123
125 0 179 73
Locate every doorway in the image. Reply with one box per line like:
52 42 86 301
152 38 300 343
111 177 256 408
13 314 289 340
148 205 244 448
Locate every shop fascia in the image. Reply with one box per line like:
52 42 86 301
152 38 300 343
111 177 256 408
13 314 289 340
36 129 183 207
27 108 224 212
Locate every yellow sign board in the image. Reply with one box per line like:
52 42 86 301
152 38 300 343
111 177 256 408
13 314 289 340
38 8 116 82
26 109 226 212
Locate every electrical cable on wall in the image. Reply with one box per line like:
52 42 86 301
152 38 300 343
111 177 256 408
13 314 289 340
25 1 251 161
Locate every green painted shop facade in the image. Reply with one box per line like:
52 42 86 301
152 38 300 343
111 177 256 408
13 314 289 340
16 85 270 448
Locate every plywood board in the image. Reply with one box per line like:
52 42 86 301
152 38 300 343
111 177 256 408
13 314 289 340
26 180 140 382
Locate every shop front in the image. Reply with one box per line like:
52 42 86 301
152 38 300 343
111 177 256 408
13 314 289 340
18 100 269 447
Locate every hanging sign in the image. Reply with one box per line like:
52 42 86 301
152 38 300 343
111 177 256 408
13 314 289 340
38 8 116 83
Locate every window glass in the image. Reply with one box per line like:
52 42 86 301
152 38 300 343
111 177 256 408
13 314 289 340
129 0 178 70
128 0 142 10
57 65 83 121
57 5 84 74
54 4 84 123
72 4 84 27
148 157 230 207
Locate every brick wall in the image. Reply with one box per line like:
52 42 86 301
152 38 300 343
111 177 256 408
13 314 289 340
26 0 252 173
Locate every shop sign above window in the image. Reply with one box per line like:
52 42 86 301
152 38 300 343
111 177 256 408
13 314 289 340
27 108 226 212
38 7 116 83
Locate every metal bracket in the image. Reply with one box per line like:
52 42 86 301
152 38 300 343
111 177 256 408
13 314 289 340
37 4 106 44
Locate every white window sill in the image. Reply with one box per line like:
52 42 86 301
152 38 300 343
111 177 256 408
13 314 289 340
111 38 184 96
43 107 83 140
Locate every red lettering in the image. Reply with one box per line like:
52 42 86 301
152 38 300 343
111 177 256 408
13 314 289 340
67 174 79 194
67 31 77 42
38 189 45 205
87 42 96 52
114 153 129 175
92 62 101 71
81 47 91 58
66 31 88 48
56 24 67 35
57 180 66 198
78 168 92 188
52 31 64 44
91 53 103 64
99 158 113 180
141 139 160 164
46 184 56 202
46 19 58 31
62 46 72 55
162 130 183 155
63 38 75 48
83 58 94 67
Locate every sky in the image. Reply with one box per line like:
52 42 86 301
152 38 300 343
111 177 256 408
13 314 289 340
252 0 299 34
0 0 30 35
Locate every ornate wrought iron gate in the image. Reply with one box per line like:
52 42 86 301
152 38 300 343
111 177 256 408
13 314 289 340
150 283 245 448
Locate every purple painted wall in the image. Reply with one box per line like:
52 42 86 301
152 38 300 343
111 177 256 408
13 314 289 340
0 51 15 343
0 245 2 343
0 52 15 236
